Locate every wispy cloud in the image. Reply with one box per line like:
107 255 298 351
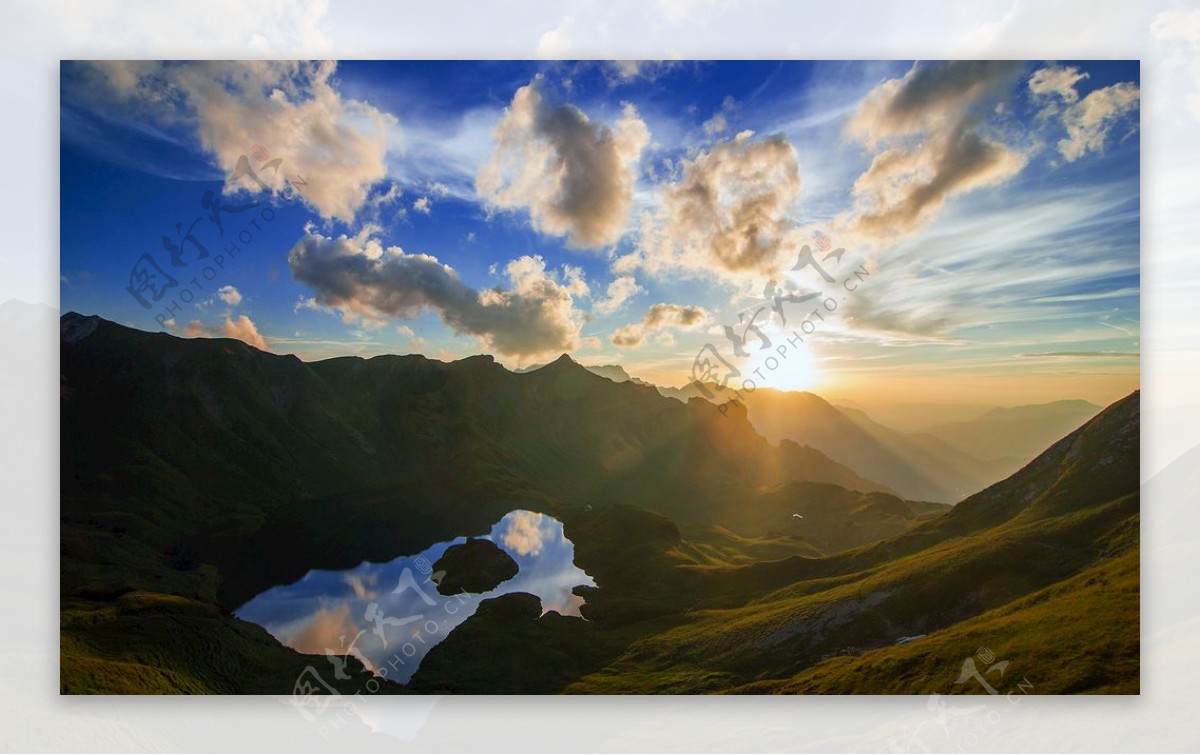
1028 64 1141 161
73 61 395 222
1018 350 1139 358
839 178 1139 349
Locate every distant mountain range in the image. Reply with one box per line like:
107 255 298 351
919 399 1102 461
624 372 1100 504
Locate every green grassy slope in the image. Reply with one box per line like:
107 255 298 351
556 392 1138 693
61 590 385 694
746 546 1138 694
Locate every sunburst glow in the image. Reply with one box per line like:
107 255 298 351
744 341 823 392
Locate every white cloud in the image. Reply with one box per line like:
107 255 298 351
362 182 404 222
180 314 269 351
534 19 575 59
617 130 803 277
602 60 683 85
288 231 588 360
702 111 727 135
559 264 590 297
28 0 334 57
220 315 268 350
1027 65 1141 162
846 61 1023 145
216 285 242 306
593 275 645 315
344 574 378 601
283 602 372 672
701 95 737 136
611 302 708 348
1152 8 1200 120
1028 65 1089 104
412 196 431 214
1057 83 1141 162
477 80 649 248
83 60 394 222
842 61 1028 242
501 511 549 557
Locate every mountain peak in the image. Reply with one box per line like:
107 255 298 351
445 353 501 378
531 353 587 375
456 353 496 365
60 312 101 343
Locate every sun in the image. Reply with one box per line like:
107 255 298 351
744 341 823 392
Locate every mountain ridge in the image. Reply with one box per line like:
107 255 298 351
60 313 894 606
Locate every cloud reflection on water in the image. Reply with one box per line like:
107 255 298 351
234 509 594 684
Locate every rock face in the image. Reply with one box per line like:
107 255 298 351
432 538 519 595
471 591 542 621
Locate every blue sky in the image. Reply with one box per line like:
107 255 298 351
59 59 1140 406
